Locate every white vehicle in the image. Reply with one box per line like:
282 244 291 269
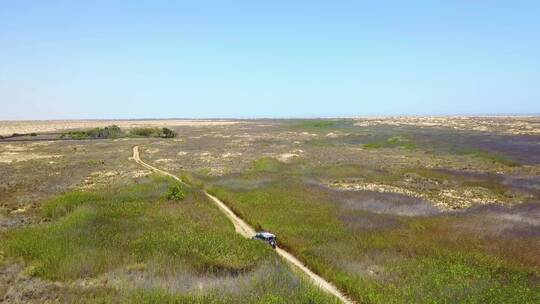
253 232 277 249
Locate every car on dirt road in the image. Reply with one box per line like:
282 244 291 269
253 232 277 249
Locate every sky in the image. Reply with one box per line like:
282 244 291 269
0 1 539 119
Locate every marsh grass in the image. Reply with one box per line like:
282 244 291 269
2 175 339 303
288 119 354 133
4 176 265 281
456 148 519 167
208 162 540 303
363 136 417 150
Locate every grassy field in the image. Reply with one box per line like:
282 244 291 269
1 175 338 303
2 117 540 303
207 161 540 303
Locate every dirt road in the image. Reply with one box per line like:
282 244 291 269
132 146 354 304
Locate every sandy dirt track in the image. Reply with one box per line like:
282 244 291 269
132 146 354 304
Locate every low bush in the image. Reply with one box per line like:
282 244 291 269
166 184 185 201
161 127 177 138
129 127 177 138
61 125 123 139
130 127 161 137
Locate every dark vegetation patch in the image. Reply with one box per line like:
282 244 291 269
59 125 177 140
335 189 439 216
432 168 540 199
466 201 540 225
0 132 38 140
402 127 540 165
129 127 177 138
305 124 539 166
60 125 124 140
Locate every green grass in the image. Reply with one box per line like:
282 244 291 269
363 136 417 150
457 148 519 167
6 178 265 280
250 157 285 173
288 119 354 133
208 166 540 304
2 175 337 303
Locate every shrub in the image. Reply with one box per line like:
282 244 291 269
60 125 123 140
129 127 177 138
166 185 185 201
88 124 123 139
129 127 161 137
161 127 177 138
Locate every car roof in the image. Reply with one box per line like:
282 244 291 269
257 232 276 238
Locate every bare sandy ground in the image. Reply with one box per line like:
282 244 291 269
0 142 62 163
0 119 241 136
354 116 540 135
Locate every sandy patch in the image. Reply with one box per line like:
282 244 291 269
155 158 173 163
277 149 303 162
222 152 242 158
0 152 62 163
328 181 504 210
10 206 30 214
1 144 30 152
132 170 152 178
145 148 159 154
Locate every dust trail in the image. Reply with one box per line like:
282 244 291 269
132 146 354 304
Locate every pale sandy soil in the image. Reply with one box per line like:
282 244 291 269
326 181 505 210
354 116 540 135
0 142 62 163
0 119 241 136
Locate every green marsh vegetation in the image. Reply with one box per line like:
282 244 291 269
166 184 186 201
288 119 355 133
1 175 337 303
207 159 540 303
129 127 177 138
363 136 417 150
60 125 124 140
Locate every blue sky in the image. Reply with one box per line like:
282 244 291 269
1 1 539 119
